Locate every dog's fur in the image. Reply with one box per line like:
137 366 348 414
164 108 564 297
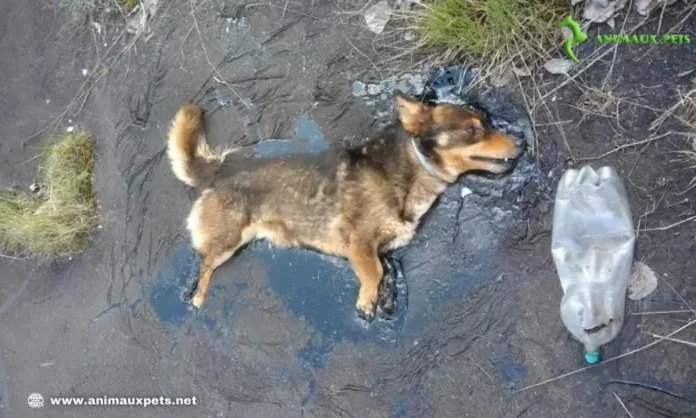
167 93 523 319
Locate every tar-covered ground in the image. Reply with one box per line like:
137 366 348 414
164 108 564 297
0 1 695 417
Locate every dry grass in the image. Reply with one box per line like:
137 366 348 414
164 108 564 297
675 81 696 189
119 0 138 13
59 0 136 24
412 0 567 73
0 132 97 255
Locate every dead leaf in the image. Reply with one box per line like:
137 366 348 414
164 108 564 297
583 0 627 24
561 26 573 40
635 0 679 16
628 262 658 300
126 0 159 37
513 67 531 77
491 66 514 87
544 59 574 75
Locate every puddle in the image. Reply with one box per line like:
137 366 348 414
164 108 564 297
252 115 328 157
255 243 407 345
148 244 199 326
149 241 407 338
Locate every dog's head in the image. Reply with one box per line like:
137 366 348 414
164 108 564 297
395 93 524 181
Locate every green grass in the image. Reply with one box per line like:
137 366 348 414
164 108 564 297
0 132 97 255
118 0 137 13
415 0 567 69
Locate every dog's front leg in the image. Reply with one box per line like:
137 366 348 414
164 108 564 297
347 242 383 321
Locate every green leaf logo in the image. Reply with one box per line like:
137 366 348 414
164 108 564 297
559 16 588 63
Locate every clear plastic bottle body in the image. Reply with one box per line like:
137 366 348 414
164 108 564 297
551 166 635 361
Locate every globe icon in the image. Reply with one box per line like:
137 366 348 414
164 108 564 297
27 393 44 409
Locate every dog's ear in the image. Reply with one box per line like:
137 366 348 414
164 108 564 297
394 92 430 135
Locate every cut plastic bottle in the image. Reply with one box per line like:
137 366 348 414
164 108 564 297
551 166 635 364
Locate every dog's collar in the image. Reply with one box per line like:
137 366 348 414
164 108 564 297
411 138 449 183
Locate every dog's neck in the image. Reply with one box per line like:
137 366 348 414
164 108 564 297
407 138 455 184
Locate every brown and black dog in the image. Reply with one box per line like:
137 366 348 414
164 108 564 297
167 93 523 320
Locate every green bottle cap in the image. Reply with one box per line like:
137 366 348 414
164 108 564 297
584 350 600 364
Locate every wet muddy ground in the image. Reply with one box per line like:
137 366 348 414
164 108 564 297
1 1 695 417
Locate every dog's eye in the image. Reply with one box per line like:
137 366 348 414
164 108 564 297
464 122 484 140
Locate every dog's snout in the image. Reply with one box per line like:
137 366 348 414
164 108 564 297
512 136 526 156
512 135 526 148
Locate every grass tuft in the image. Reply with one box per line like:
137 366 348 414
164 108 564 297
59 0 136 25
118 0 138 13
414 0 567 71
676 81 696 190
0 132 97 256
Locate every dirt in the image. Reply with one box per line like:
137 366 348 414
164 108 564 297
0 1 695 417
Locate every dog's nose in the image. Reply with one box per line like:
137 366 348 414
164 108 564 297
512 136 526 152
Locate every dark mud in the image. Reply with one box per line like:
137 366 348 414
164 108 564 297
1 1 695 417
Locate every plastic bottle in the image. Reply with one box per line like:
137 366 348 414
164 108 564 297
551 166 635 364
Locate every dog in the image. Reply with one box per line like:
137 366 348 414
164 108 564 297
167 93 524 320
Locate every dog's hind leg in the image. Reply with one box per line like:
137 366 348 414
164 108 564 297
347 241 383 321
187 191 251 309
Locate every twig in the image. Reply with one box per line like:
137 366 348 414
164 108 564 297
577 131 673 161
470 356 494 382
343 35 383 80
22 28 128 145
613 392 635 418
0 253 26 261
189 0 251 109
643 332 696 348
282 0 290 19
658 275 696 316
602 0 633 91
656 0 668 35
513 318 696 393
650 87 696 132
630 310 693 316
640 214 696 232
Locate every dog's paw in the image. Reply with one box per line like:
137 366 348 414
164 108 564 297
190 292 205 309
356 302 375 322
356 287 378 322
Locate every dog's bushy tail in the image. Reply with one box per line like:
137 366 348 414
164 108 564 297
167 104 225 188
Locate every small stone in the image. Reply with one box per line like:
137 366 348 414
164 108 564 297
66 126 75 133
367 84 383 96
407 74 425 94
351 81 367 96
537 201 551 214
364 0 391 34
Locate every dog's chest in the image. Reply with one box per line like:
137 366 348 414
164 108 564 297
383 192 440 251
